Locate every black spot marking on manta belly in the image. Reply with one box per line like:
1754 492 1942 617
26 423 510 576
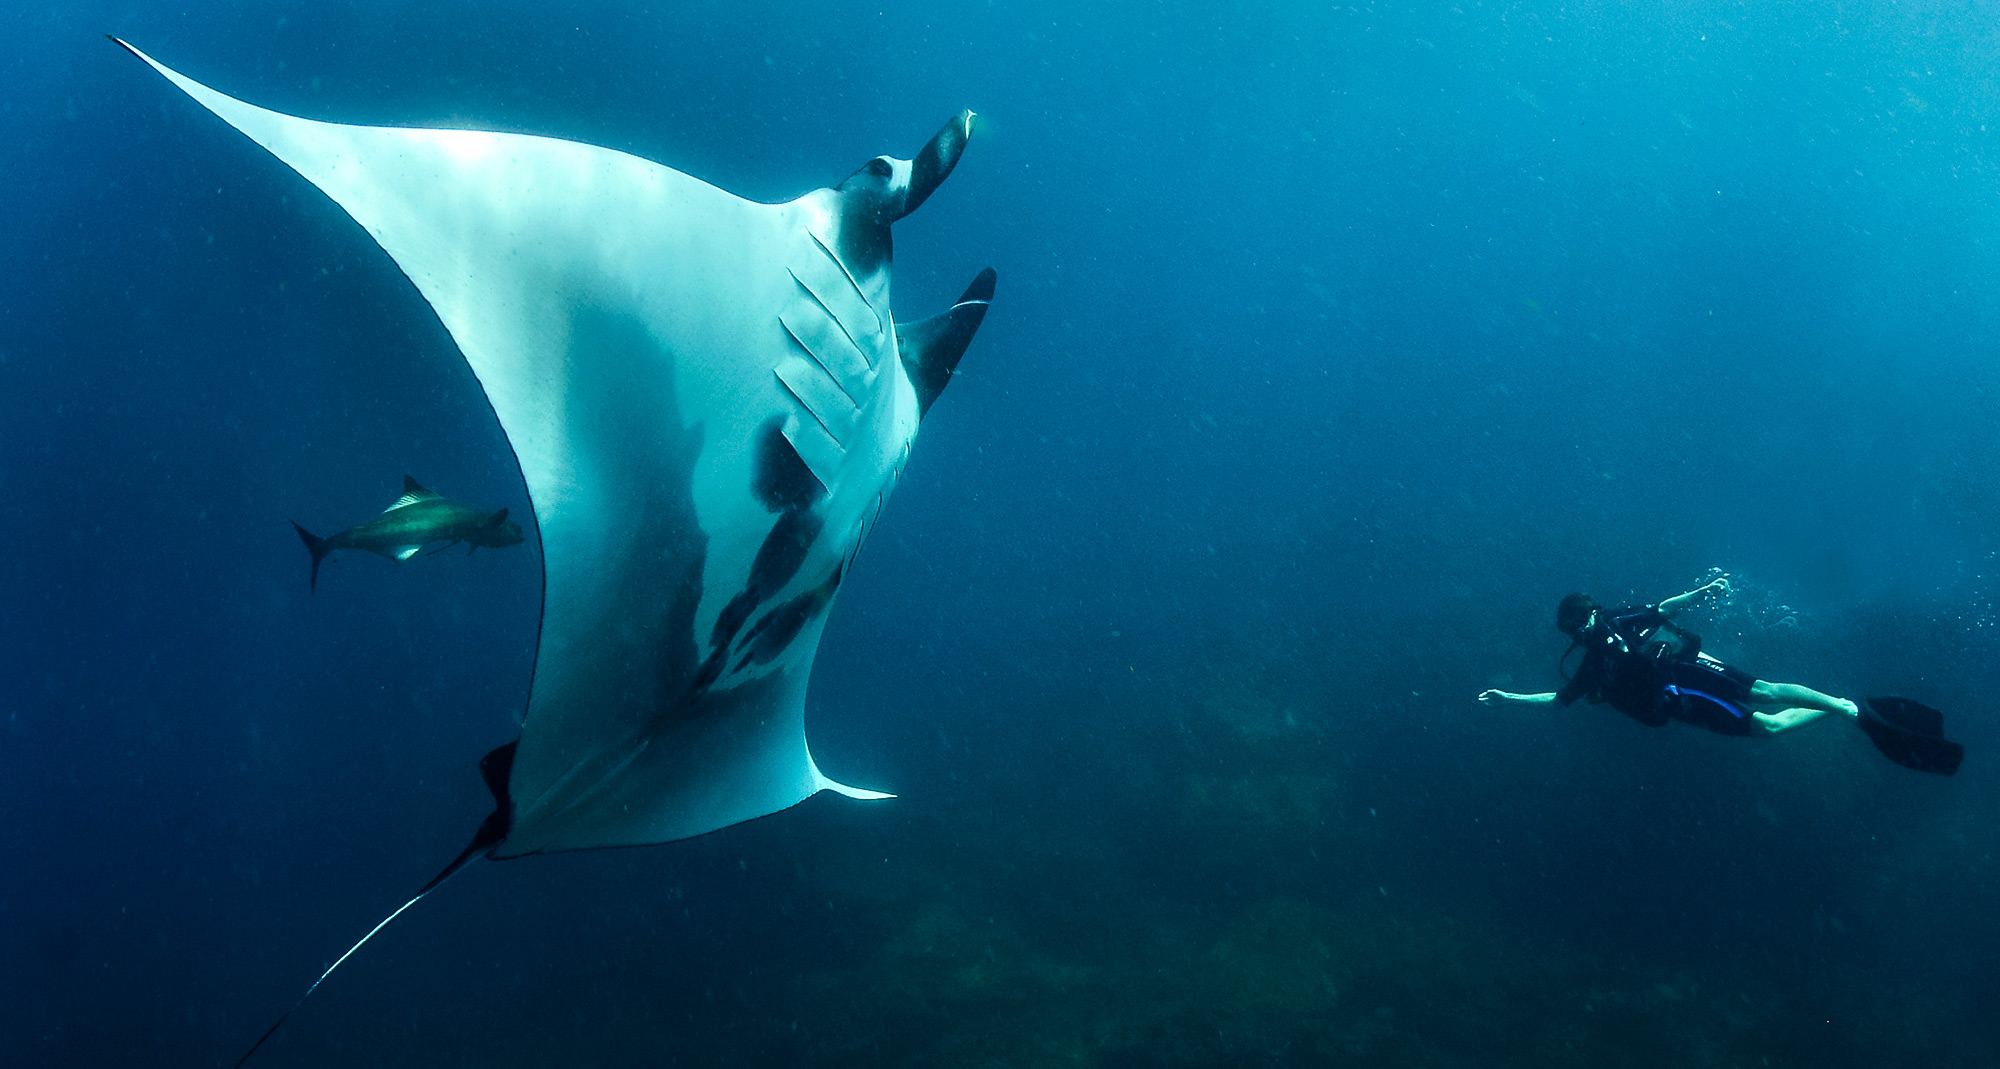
735 565 844 671
709 509 823 650
753 417 823 513
689 644 728 698
749 510 821 589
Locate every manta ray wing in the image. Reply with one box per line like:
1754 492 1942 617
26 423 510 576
117 40 991 856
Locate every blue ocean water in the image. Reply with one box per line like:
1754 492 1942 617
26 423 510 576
6 1 1999 1064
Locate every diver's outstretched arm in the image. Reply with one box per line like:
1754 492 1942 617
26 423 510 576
1658 576 1731 616
1477 690 1558 708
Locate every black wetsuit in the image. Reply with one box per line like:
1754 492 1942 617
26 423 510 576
1557 605 1759 736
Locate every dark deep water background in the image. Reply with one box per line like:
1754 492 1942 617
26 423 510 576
7 1 2000 1065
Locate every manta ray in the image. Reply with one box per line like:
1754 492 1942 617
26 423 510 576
113 38 994 1061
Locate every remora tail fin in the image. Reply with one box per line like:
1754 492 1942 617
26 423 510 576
290 521 330 594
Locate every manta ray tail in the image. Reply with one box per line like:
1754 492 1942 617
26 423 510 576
290 521 331 594
232 743 515 1066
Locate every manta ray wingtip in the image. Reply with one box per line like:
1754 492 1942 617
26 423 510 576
824 783 896 801
816 769 895 801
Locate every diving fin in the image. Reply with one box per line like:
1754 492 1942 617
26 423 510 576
1858 697 1964 776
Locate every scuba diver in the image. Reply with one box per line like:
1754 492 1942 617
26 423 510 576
1477 577 1963 774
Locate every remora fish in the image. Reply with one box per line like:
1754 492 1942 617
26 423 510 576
291 475 524 592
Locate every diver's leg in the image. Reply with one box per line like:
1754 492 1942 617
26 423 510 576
1753 706 1829 733
1750 680 1858 716
1747 681 1858 734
